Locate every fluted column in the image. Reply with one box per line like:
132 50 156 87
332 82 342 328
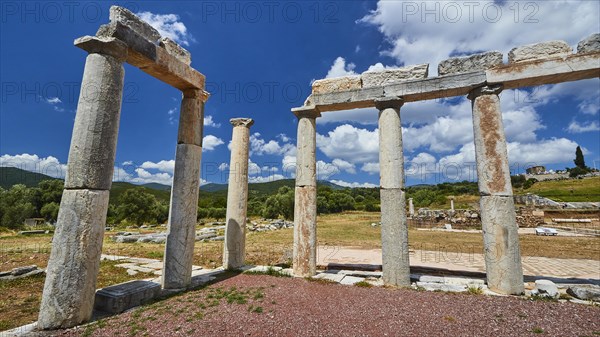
468 84 524 295
162 88 207 290
38 36 128 329
223 118 254 269
291 107 320 277
376 97 410 287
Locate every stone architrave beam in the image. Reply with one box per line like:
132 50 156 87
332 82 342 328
223 118 254 269
94 22 206 92
303 52 599 113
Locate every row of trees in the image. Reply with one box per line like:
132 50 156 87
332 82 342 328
0 180 63 229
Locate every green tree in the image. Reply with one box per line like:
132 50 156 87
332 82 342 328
574 146 587 169
0 184 36 229
115 187 161 225
261 186 294 219
40 202 60 222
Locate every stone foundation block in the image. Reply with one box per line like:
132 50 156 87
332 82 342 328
95 280 160 314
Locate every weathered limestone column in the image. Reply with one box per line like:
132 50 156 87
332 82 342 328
376 97 410 287
223 118 254 269
450 197 455 211
38 36 127 330
468 84 524 295
291 107 320 277
162 89 207 290
408 198 415 217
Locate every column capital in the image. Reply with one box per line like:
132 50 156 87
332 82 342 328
374 96 404 110
74 36 128 62
292 106 321 119
230 118 254 128
182 88 210 102
468 84 503 100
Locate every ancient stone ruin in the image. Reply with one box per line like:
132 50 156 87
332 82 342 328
291 34 600 294
37 4 600 330
38 6 208 329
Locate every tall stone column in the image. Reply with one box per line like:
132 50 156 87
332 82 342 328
291 107 320 277
38 37 127 329
162 89 207 290
376 97 410 287
223 118 254 269
468 85 524 295
408 198 415 218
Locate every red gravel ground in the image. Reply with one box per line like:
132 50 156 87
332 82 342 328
54 274 599 337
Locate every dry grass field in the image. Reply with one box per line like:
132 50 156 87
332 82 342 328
1 211 598 331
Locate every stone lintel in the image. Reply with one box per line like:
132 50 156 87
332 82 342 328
312 76 361 94
303 52 598 112
467 84 503 100
487 51 600 89
230 118 254 128
508 40 571 63
109 6 161 43
577 33 600 54
361 64 429 87
292 106 321 119
74 36 128 61
159 37 192 65
96 22 206 91
183 88 210 102
438 51 503 76
374 96 404 110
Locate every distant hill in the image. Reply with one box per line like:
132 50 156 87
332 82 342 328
0 167 57 189
141 182 171 191
2 167 345 198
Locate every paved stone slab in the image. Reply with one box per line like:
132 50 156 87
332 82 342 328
362 64 428 87
508 40 571 63
416 282 467 292
313 272 345 283
438 51 503 76
312 76 361 94
340 276 365 285
94 280 160 314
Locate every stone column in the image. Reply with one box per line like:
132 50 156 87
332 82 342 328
468 84 524 295
162 89 207 290
38 37 127 330
376 97 410 287
223 118 254 269
450 197 455 211
291 107 320 277
408 198 415 218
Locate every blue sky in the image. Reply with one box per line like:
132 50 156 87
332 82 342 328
1 1 599 188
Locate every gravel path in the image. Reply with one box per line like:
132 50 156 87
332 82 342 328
56 274 599 337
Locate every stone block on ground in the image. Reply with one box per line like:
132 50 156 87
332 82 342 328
312 76 361 94
567 284 600 301
416 282 467 292
508 40 572 63
533 279 559 298
577 33 600 54
313 272 345 283
438 51 503 75
362 64 428 87
94 280 160 314
109 6 161 42
340 276 365 285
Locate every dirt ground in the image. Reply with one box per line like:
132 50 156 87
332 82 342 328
48 274 600 337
